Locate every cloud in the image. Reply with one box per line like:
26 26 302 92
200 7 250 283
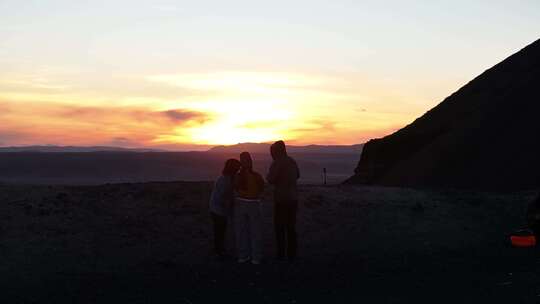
0 101 12 115
291 119 337 134
57 105 210 126
61 106 106 118
0 101 213 147
0 130 33 146
161 109 208 124
108 137 138 147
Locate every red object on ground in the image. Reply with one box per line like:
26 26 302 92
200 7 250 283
510 235 537 247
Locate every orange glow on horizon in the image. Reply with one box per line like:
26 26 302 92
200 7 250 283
0 70 431 149
1 1 537 149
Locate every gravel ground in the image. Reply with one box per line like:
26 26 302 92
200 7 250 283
0 182 538 303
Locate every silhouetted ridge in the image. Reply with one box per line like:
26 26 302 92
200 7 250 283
347 38 540 190
0 146 165 153
209 142 363 154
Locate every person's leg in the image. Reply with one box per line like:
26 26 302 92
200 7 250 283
211 212 227 255
249 202 264 262
216 214 227 255
221 216 228 253
211 212 220 254
274 202 286 258
234 201 250 261
286 200 298 259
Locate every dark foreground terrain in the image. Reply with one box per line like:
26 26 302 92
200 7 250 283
0 182 539 303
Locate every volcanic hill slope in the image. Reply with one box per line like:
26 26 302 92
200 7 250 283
347 39 540 190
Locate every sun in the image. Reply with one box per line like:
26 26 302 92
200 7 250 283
187 99 294 145
154 119 287 146
148 71 323 145
151 96 295 145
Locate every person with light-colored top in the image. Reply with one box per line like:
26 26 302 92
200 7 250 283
209 158 241 259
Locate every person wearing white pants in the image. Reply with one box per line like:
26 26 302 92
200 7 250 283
234 198 263 263
234 152 265 264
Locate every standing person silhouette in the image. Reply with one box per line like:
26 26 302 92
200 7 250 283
209 158 241 260
234 152 265 265
266 140 300 261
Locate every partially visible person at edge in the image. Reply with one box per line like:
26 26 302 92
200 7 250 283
234 152 265 265
527 194 540 237
208 158 241 260
266 140 300 261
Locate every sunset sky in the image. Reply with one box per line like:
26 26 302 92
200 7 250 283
1 1 539 150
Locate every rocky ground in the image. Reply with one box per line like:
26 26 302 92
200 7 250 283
0 182 538 303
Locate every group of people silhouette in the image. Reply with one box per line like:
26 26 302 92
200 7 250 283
209 140 300 264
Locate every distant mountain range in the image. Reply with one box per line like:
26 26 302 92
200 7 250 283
0 143 363 185
0 143 364 154
347 38 540 190
208 142 364 154
0 146 165 153
0 148 361 185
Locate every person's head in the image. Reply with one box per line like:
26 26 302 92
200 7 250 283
222 158 241 176
270 140 287 160
239 152 253 171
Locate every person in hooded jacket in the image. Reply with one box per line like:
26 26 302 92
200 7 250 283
266 140 300 261
234 152 265 264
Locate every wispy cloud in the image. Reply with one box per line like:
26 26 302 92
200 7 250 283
161 109 208 124
56 105 209 126
0 129 35 146
108 137 138 147
0 101 212 147
291 119 338 134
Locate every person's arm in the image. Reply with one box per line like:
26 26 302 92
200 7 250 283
256 173 265 197
224 178 235 215
233 173 241 192
266 161 279 185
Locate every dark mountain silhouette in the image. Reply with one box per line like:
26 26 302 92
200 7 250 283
0 146 165 153
347 38 540 190
209 142 363 154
